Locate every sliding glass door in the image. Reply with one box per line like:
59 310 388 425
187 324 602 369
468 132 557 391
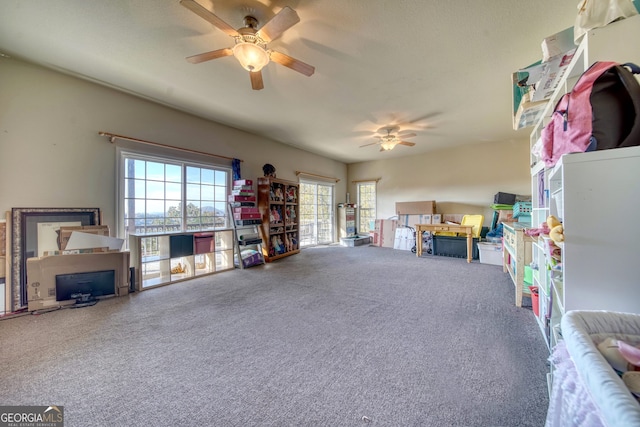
299 181 334 246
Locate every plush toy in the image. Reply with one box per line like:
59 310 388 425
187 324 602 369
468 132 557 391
547 215 564 243
550 225 564 243
547 215 561 229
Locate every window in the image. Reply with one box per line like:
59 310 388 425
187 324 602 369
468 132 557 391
357 182 376 234
299 181 334 246
119 151 230 244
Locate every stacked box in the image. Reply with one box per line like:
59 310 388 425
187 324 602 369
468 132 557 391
372 219 397 248
230 180 262 225
228 195 256 203
493 192 516 205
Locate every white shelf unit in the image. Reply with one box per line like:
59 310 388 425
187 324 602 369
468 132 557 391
129 230 234 290
528 14 640 349
502 222 533 308
548 147 640 312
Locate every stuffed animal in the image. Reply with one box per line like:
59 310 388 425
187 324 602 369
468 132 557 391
547 215 564 243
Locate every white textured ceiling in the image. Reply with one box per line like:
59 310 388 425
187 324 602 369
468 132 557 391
0 0 579 163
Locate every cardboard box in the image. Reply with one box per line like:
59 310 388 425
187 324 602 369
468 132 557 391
58 225 110 250
372 219 397 248
228 195 256 203
393 227 414 251
234 219 262 226
233 207 259 214
498 210 515 223
395 201 436 215
231 189 254 196
397 214 431 228
541 27 575 63
26 251 129 311
44 247 110 256
432 214 442 224
233 212 261 220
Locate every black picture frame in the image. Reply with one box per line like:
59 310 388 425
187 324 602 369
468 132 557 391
10 208 101 310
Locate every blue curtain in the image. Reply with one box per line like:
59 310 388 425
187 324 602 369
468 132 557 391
232 158 241 181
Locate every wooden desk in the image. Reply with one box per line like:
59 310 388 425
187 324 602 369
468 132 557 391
415 223 475 263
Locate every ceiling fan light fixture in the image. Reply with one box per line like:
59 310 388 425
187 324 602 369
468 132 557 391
232 41 270 72
380 136 399 151
380 142 395 150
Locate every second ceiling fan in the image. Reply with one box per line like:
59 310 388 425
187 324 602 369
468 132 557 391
360 126 417 151
180 0 315 90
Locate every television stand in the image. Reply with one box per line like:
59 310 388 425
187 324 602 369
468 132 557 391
70 293 98 308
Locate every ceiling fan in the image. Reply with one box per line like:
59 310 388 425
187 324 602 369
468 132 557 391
360 126 417 151
180 0 315 90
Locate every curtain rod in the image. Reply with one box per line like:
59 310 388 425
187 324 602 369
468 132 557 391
295 171 340 182
98 131 242 162
351 178 381 183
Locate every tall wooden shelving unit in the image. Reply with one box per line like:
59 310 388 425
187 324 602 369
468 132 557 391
257 177 300 262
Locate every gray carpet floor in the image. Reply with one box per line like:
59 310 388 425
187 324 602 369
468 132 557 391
0 245 549 426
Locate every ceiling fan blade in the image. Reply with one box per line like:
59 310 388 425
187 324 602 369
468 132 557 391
359 142 380 148
270 50 315 76
257 6 300 43
186 48 233 64
398 141 416 147
398 132 417 139
250 71 264 90
180 0 239 37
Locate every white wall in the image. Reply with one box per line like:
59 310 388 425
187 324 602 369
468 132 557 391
347 140 531 225
0 56 532 237
0 58 348 230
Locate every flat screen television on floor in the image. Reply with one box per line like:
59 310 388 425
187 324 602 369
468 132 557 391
55 269 115 302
